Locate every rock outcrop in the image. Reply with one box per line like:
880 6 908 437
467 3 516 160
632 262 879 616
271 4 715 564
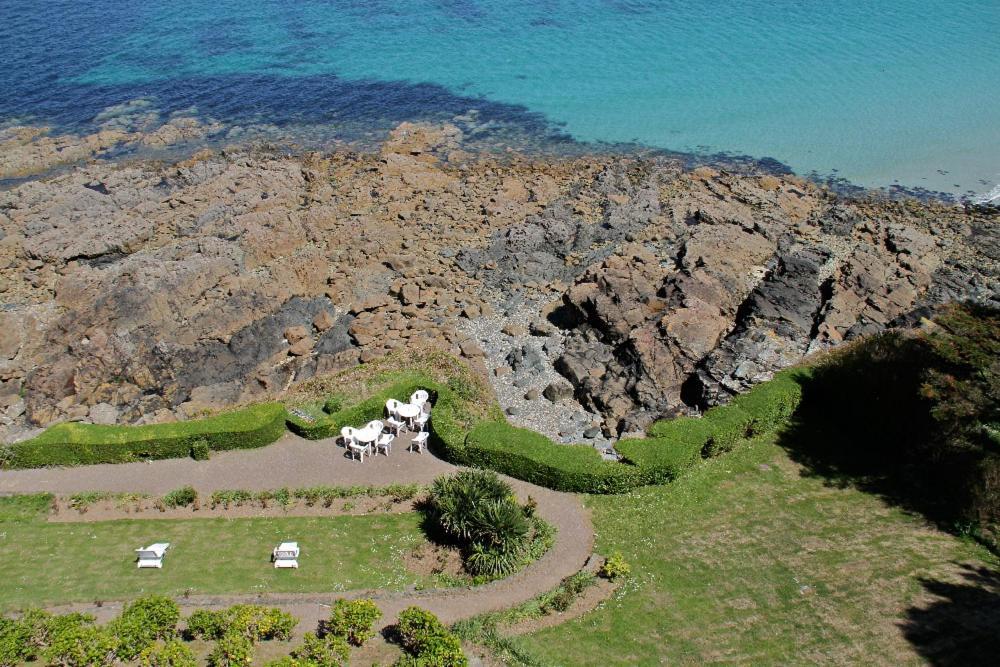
0 125 996 439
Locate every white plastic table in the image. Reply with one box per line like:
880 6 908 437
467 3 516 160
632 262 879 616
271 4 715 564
396 403 420 420
354 424 381 444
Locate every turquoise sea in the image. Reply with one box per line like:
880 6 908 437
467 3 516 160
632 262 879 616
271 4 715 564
2 0 998 201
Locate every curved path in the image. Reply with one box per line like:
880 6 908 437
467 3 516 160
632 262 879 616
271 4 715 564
2 432 594 630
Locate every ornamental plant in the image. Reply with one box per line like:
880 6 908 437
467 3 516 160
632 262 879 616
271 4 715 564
138 639 198 667
325 599 382 646
110 595 181 659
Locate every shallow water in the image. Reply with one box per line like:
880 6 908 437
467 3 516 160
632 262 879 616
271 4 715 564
1 0 998 200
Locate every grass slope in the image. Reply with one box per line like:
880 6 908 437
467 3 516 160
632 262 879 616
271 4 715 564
514 434 999 665
0 497 434 611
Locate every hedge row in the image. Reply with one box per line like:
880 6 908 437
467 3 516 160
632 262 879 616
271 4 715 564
463 422 646 493
618 369 806 481
6 404 288 469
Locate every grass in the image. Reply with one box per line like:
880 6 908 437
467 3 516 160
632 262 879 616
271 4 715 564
0 496 439 611
508 434 999 665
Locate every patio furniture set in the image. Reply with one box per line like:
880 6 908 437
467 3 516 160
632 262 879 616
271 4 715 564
340 390 432 462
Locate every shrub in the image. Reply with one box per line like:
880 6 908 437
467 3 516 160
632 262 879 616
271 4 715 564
189 438 210 461
541 571 597 613
394 607 466 667
184 610 224 640
700 404 753 457
110 595 181 660
207 633 254 667
325 599 382 646
469 497 528 551
162 486 198 509
731 369 804 434
616 428 704 484
428 470 513 541
465 542 522 578
0 616 33 665
464 422 645 494
138 639 197 667
599 552 631 580
42 615 118 667
6 403 287 468
292 631 349 666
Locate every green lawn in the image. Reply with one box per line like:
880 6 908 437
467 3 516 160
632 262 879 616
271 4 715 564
512 434 999 665
0 497 435 611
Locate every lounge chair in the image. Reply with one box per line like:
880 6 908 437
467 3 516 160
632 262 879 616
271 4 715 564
272 542 300 569
136 542 170 569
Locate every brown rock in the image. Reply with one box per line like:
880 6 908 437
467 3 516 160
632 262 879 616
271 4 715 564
284 326 309 343
312 310 336 332
288 338 315 356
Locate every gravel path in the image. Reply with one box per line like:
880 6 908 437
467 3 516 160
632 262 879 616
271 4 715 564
4 432 595 632
0 432 456 495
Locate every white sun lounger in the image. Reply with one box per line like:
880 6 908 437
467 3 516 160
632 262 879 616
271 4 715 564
273 541 300 569
136 542 170 569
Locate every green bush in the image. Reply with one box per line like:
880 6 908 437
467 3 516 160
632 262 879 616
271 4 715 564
207 633 254 667
598 552 631 580
41 614 118 667
138 639 197 667
189 438 210 461
162 486 198 509
700 405 753 457
289 631 349 666
0 615 33 665
393 607 467 667
464 422 645 493
731 369 804 435
109 595 180 660
325 599 382 646
6 403 287 468
428 470 513 541
616 423 706 484
184 610 224 640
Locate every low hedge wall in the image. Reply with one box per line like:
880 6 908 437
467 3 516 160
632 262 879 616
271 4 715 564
6 403 288 468
615 370 806 485
731 369 805 434
464 422 646 494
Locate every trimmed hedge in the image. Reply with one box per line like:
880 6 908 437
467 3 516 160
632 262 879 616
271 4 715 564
464 422 646 494
731 369 805 435
616 422 705 484
617 370 805 484
6 403 287 469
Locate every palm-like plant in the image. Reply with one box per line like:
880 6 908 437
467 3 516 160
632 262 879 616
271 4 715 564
469 497 529 550
429 470 512 541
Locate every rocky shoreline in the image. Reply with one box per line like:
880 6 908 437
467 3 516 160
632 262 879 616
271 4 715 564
1 121 997 444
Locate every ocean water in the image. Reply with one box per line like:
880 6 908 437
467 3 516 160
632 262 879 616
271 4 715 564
1 0 998 201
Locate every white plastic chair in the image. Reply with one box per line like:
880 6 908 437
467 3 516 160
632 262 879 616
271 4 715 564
387 415 407 434
410 431 429 453
375 432 395 456
340 426 357 447
410 389 429 406
386 399 402 418
368 420 384 433
412 413 429 432
348 441 370 462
